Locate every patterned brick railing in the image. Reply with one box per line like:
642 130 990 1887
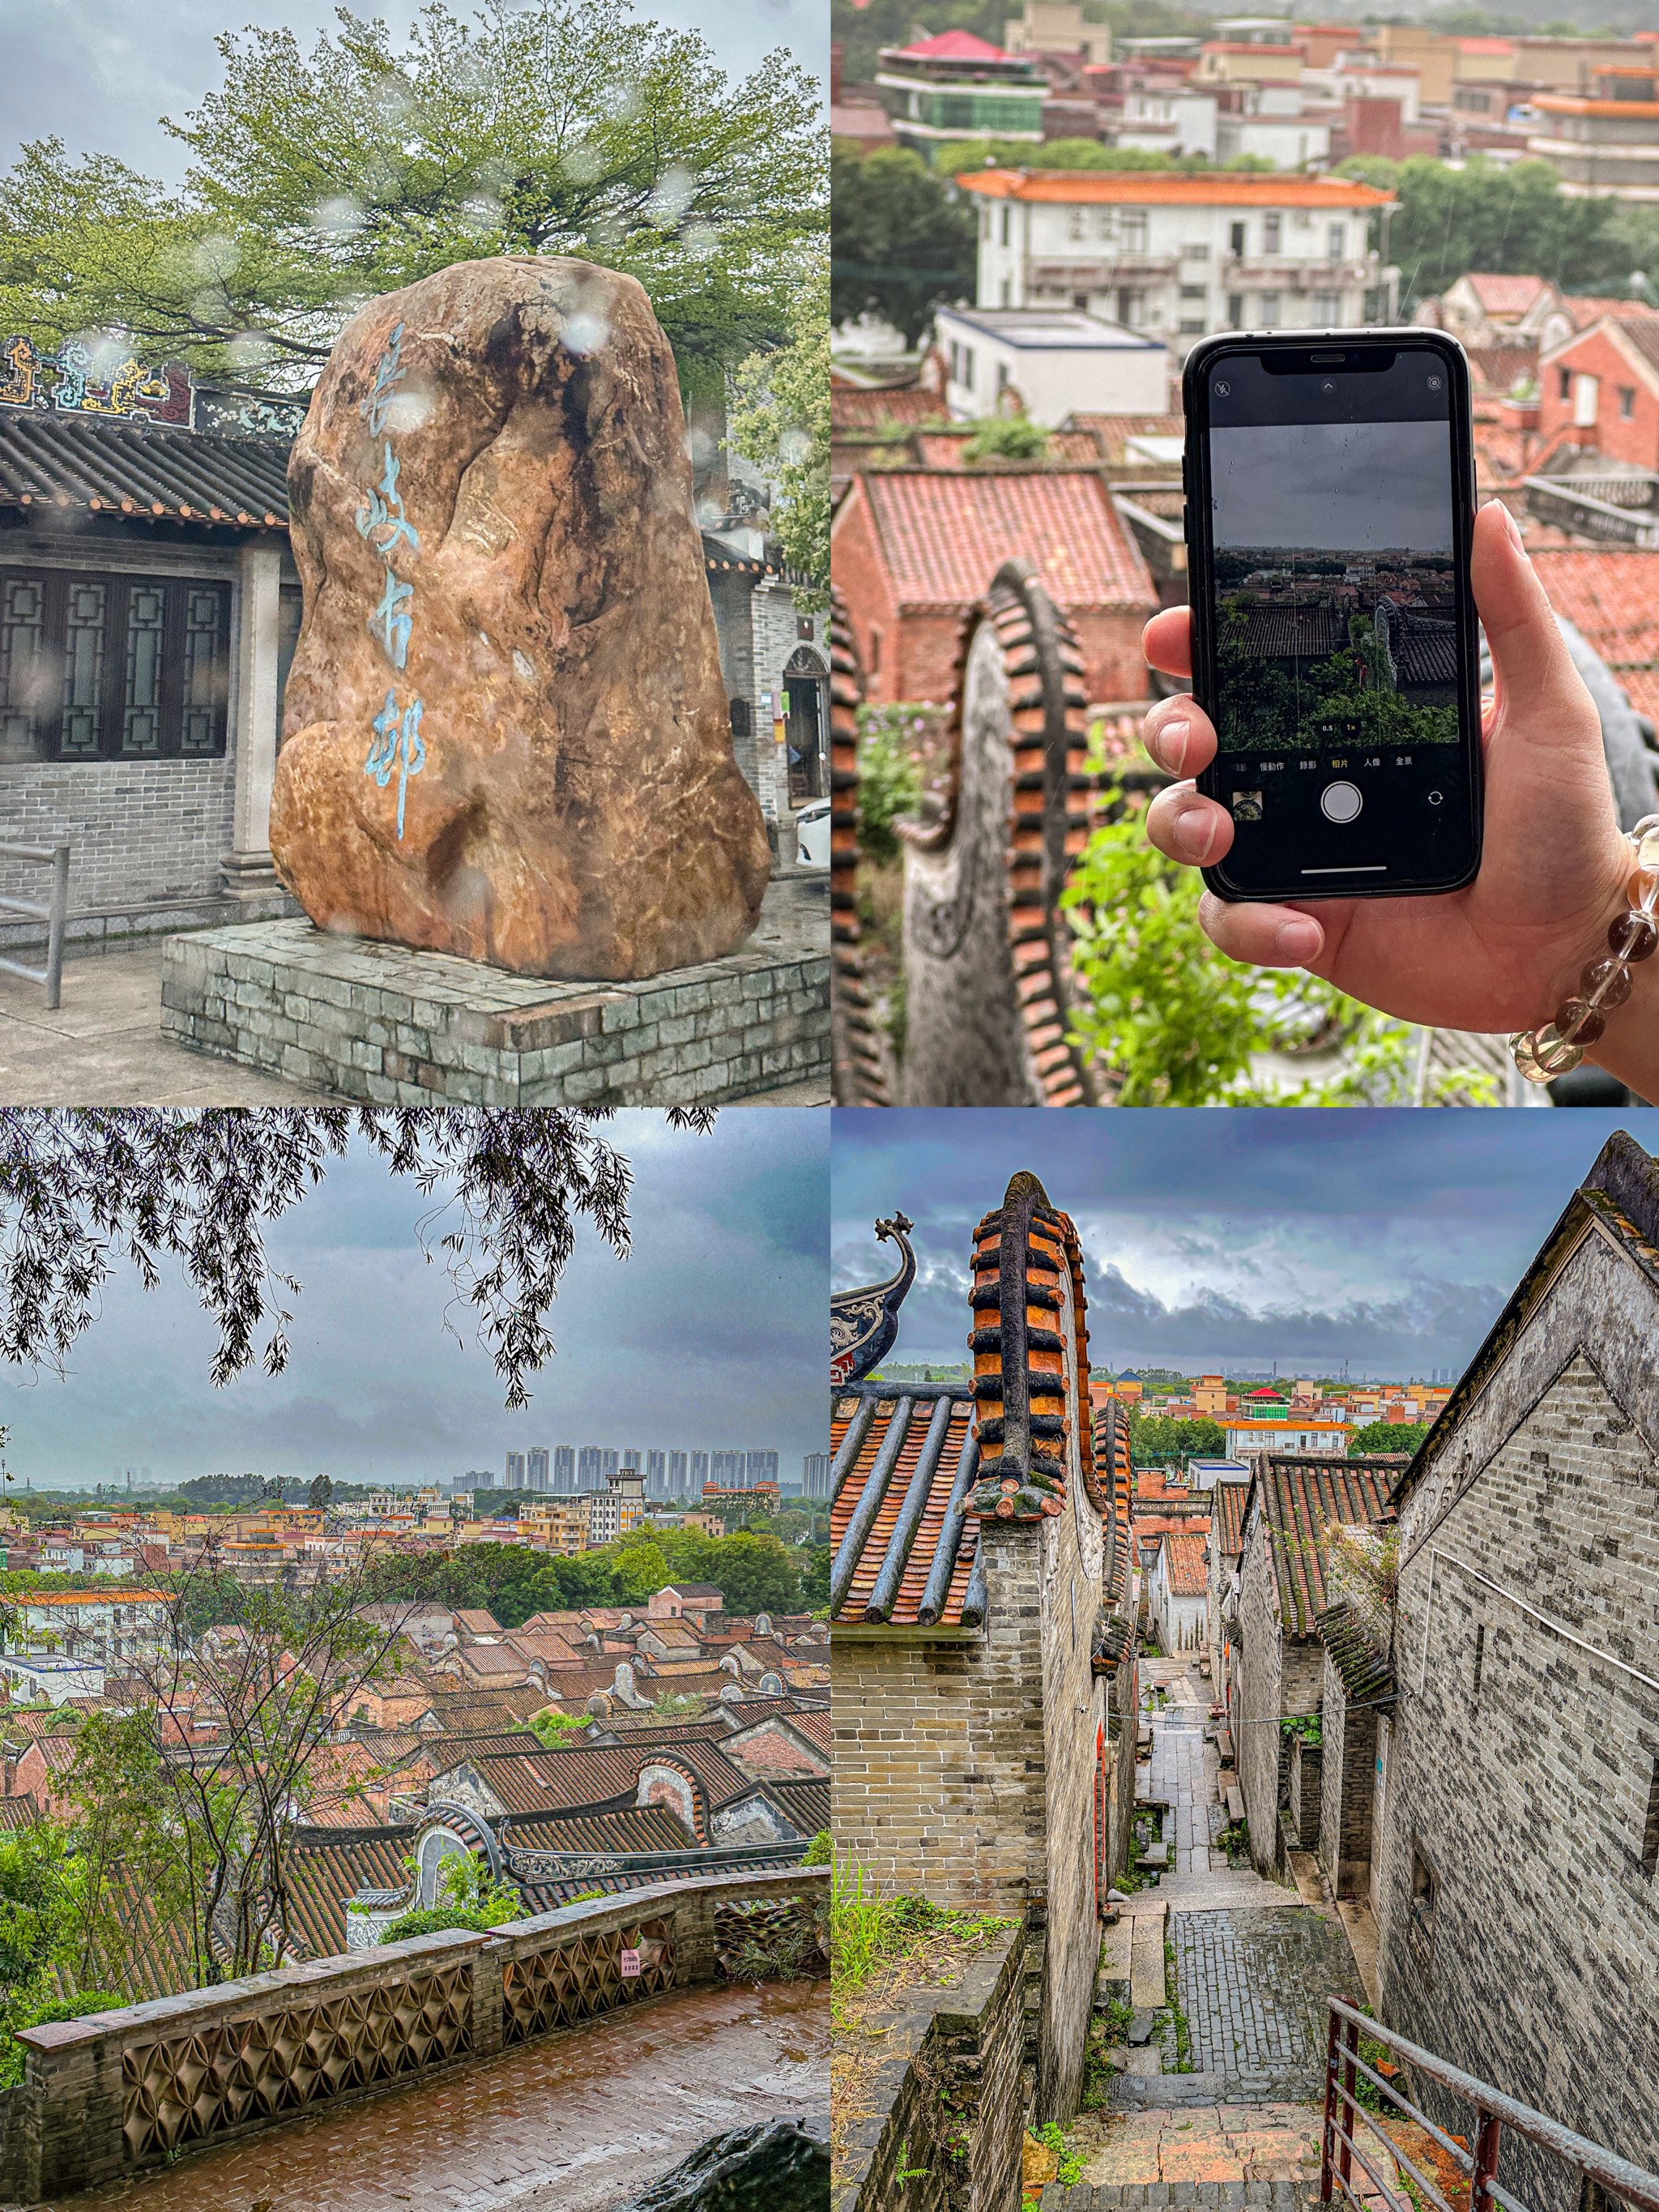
9 1865 826 2201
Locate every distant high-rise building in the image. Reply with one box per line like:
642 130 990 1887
621 1448 642 1472
527 1446 549 1492
690 1450 709 1487
578 1445 604 1487
669 1450 689 1496
803 1453 830 1498
553 1445 576 1492
710 1450 744 1483
602 1448 619 1480
746 1449 779 1484
646 1449 667 1497
505 1451 526 1490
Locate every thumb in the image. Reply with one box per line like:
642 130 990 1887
1471 499 1597 737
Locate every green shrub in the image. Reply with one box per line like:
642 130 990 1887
0 1988 120 2089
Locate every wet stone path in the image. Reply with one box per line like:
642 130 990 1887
1173 1910 1358 2099
41 1980 827 2212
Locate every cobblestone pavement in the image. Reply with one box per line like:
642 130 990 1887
47 1980 826 2212
1172 1910 1359 2099
1074 2104 1326 2186
0 945 829 1106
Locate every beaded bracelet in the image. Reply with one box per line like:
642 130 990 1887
1509 813 1659 1083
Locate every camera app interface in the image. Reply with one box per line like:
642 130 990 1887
1205 350 1471 887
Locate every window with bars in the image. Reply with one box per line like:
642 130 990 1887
0 567 231 763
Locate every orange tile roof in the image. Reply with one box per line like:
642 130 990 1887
830 1390 981 1627
1256 1456 1398 1634
844 466 1156 613
16 1588 169 1605
1463 274 1551 316
1213 1480 1250 1558
831 384 949 433
895 29 1009 61
1534 96 1659 117
1161 1531 1209 1595
1529 548 1659 720
958 170 1392 207
912 429 1106 468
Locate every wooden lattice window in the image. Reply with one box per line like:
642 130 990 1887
0 566 231 762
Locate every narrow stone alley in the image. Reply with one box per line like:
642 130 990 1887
1056 1658 1386 2211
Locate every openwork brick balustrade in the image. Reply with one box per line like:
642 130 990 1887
7 1866 825 2201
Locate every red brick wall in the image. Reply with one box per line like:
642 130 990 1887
1537 327 1659 471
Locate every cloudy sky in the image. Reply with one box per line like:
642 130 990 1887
0 0 823 186
1213 423 1454 555
2 1110 825 1491
833 1109 1648 1381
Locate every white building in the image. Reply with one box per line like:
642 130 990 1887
935 305 1169 424
1223 1417 1352 1458
0 1653 105 1702
1146 1531 1209 1653
12 1589 171 1668
961 171 1394 352
1116 88 1221 160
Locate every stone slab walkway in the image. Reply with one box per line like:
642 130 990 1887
40 1980 827 2212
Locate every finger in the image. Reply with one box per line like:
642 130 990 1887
1143 696 1218 779
1143 606 1192 678
1146 781 1233 869
1471 501 1595 732
1197 891 1326 968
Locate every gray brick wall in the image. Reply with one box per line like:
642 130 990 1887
0 758 233 920
1379 1229 1659 2203
1316 1648 1380 1899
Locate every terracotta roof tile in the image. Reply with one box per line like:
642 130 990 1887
1530 548 1659 719
762 1777 831 1836
1161 1531 1209 1595
844 467 1155 614
1213 1480 1250 1559
831 384 948 433
894 29 1008 60
830 1390 983 1625
1314 1602 1396 1707
284 1826 415 1962
1256 1455 1398 1635
1465 274 1551 316
1065 412 1186 465
911 429 1107 469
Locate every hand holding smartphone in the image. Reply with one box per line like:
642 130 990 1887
1182 330 1482 902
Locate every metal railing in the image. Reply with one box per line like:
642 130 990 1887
0 841 70 1008
1322 1995 1659 2212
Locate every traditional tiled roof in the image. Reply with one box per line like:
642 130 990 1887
1213 1480 1250 1561
1160 1531 1209 1596
284 1826 416 1962
911 429 1107 469
778 1706 831 1755
0 1795 39 1830
1064 412 1186 466
1465 345 1535 402
1463 273 1551 316
830 1386 983 1625
453 1609 502 1636
1314 1603 1397 1710
0 411 288 530
1093 1616 1134 1671
1239 605 1345 659
501 1804 693 1855
762 1777 831 1837
830 384 946 433
959 172 1392 208
1530 549 1659 723
1255 1457 1400 1636
422 1686 555 1729
967 1172 1096 1518
1091 1399 1135 1606
839 467 1155 613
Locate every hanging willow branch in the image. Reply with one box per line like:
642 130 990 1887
0 1107 714 1407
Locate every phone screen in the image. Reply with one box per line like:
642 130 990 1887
1189 339 1481 900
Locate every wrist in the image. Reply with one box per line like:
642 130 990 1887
1512 816 1659 1093
1586 931 1659 1100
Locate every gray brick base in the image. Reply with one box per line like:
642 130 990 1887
160 876 830 1105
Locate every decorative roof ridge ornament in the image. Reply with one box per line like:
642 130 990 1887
830 1211 917 1386
966 1170 1094 1521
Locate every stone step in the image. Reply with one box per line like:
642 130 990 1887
1108 2072 1324 2111
1043 2182 1321 2211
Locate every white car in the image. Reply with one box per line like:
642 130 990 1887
795 800 830 868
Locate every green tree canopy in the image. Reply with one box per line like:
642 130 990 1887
1337 154 1656 314
1350 1421 1428 1458
729 247 830 604
831 143 976 348
1128 1414 1226 1463
0 0 824 398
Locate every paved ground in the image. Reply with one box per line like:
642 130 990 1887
44 1979 827 2212
0 944 828 1106
1079 1658 1371 2179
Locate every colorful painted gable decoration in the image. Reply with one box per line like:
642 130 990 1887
0 336 192 425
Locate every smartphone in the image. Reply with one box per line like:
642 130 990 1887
1182 330 1482 902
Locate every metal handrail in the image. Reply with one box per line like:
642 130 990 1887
1322 1994 1659 2212
0 840 70 1008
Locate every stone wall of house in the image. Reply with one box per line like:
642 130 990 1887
1235 1501 1285 1871
834 1924 1026 2212
1317 1651 1380 1899
1286 1734 1323 1851
1380 1241 1659 2204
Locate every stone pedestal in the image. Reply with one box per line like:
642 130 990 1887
160 878 827 1105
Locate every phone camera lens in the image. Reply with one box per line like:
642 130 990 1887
1427 374 1444 391
1214 380 1230 397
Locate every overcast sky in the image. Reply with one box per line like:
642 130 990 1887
2 1111 826 1491
0 0 824 186
1213 423 1454 556
833 1110 1650 1381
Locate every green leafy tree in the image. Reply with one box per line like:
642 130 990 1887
307 1473 334 1511
1337 154 1637 314
1128 1414 1226 1463
0 1 824 397
611 1538 672 1604
852 705 927 866
528 1710 593 1748
1350 1421 1428 1458
729 248 830 605
962 415 1048 462
830 143 977 347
